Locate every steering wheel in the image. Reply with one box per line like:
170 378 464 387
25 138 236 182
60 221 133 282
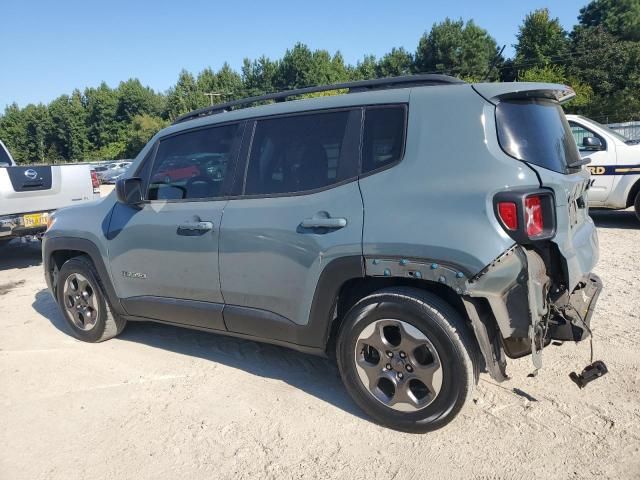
185 175 218 197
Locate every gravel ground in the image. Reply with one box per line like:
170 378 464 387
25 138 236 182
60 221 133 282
0 207 638 480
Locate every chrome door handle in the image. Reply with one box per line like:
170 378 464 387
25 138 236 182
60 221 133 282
300 217 347 229
177 221 214 235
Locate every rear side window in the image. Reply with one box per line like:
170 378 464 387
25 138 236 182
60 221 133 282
496 99 581 173
362 106 406 173
148 124 240 201
245 111 352 195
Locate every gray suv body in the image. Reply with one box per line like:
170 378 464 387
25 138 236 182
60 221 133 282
43 75 601 432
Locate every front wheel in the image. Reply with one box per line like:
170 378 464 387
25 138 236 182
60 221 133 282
634 190 640 222
337 287 478 433
56 255 126 342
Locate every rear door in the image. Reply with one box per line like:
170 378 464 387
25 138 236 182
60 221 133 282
568 119 615 204
107 122 243 330
219 109 363 336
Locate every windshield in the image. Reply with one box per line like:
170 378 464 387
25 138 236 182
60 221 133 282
577 116 631 143
496 99 581 174
0 143 13 166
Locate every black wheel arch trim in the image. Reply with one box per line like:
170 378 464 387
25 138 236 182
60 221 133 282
43 236 127 316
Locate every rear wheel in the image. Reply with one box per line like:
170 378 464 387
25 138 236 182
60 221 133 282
337 287 477 433
634 190 640 222
56 255 126 342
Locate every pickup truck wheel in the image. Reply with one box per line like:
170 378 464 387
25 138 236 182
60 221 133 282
634 191 640 222
56 255 126 342
337 287 477 433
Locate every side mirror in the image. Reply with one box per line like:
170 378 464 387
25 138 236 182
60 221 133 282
116 177 143 205
582 136 603 150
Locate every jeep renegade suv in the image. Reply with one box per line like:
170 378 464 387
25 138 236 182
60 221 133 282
43 75 601 432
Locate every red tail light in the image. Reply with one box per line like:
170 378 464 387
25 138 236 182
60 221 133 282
524 195 544 237
91 170 100 188
494 189 556 243
497 202 518 230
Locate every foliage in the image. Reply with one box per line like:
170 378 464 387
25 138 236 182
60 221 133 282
518 64 593 109
414 18 503 81
578 0 640 41
514 8 569 65
1 2 639 164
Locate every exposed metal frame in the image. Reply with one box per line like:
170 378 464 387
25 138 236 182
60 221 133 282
173 74 464 125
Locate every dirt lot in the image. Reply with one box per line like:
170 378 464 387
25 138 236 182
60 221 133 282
1 206 639 480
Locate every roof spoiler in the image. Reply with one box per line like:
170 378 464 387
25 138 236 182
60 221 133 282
472 82 576 105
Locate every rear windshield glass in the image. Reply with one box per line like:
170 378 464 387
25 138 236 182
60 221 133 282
495 99 581 173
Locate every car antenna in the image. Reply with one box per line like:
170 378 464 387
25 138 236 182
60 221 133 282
482 45 506 82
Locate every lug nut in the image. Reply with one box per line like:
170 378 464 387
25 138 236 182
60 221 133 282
386 351 393 358
397 372 404 379
399 351 406 359
385 364 392 371
406 364 413 372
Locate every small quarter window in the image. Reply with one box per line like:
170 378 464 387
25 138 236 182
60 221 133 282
362 106 406 173
148 124 240 201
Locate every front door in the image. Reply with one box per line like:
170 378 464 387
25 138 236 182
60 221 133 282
107 122 243 330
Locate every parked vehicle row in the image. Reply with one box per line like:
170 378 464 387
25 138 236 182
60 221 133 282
43 75 604 432
0 140 100 242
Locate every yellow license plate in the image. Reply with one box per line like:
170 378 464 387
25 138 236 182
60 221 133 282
23 212 48 228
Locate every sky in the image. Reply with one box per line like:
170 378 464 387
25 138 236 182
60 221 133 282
0 0 589 109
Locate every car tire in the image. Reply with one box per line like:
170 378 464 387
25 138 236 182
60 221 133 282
634 190 640 222
56 255 126 343
336 287 478 433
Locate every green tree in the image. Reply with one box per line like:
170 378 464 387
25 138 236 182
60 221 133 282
116 79 164 122
519 64 593 108
377 47 413 77
414 18 502 81
351 54 378 80
197 63 243 104
165 70 206 120
48 91 89 161
84 82 120 151
125 114 168 157
241 56 279 96
514 8 569 65
578 0 640 41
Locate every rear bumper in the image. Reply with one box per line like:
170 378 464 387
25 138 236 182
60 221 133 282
465 246 602 362
0 212 52 239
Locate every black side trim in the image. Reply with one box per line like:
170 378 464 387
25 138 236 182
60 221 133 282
122 314 325 356
122 296 225 331
43 236 126 316
224 305 303 343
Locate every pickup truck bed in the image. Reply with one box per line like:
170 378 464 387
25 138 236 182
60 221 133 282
1 164 100 241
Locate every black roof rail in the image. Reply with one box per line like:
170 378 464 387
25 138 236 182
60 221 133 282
173 74 464 124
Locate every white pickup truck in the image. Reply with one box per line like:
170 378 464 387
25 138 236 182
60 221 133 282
0 140 101 242
567 115 640 220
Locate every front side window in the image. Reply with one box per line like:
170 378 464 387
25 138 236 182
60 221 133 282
148 124 240 200
244 111 352 195
362 106 406 173
496 99 581 173
569 121 606 152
